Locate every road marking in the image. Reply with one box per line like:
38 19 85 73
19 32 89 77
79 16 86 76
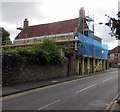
1 70 117 100
76 84 97 93
102 76 118 83
36 100 61 110
102 78 112 82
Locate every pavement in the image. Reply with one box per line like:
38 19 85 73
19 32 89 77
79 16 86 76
2 68 118 97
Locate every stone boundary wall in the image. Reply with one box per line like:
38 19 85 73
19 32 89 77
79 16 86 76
2 54 68 86
2 53 109 86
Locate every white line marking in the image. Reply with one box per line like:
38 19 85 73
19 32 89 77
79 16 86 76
102 78 113 82
102 75 118 83
37 100 61 110
76 84 97 93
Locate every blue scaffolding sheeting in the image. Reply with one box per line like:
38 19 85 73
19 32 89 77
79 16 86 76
77 33 108 60
87 16 94 39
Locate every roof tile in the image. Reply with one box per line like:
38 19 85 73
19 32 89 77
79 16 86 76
16 18 79 39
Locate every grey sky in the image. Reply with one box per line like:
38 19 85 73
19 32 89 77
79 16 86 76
1 0 119 49
118 1 120 11
2 2 46 23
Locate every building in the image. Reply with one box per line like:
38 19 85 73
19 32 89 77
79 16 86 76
14 8 101 44
12 8 108 75
108 46 120 68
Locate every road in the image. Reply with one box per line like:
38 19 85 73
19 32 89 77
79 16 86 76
2 70 118 111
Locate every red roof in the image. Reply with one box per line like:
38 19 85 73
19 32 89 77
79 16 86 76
16 18 79 39
109 46 120 53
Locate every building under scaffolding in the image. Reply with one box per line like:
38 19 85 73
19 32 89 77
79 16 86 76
2 8 109 76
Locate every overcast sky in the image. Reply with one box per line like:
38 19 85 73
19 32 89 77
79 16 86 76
1 0 119 50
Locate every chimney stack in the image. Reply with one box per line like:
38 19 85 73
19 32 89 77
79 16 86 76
23 18 29 28
79 7 85 18
78 7 88 36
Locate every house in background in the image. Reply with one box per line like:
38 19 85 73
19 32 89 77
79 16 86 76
108 46 120 68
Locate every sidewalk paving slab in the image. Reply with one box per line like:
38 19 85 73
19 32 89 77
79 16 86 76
2 68 118 97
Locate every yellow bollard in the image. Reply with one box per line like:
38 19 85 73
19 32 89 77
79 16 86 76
87 58 90 74
93 58 96 73
81 57 84 75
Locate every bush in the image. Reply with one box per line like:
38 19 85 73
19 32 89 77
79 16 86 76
2 38 63 65
31 38 63 65
63 47 72 57
2 47 32 62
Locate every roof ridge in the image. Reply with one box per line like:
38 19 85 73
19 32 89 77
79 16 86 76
15 17 79 40
109 46 120 53
29 18 79 27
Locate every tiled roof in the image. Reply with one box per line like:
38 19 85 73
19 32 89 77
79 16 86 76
109 46 120 53
16 18 79 39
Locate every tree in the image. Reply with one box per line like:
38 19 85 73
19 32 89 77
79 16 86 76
0 27 12 45
105 11 120 40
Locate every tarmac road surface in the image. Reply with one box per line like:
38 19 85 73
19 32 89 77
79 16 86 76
2 70 118 111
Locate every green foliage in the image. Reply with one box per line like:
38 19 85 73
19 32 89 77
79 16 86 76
105 15 120 40
31 38 62 65
0 27 12 45
2 38 63 65
2 47 31 62
63 47 72 56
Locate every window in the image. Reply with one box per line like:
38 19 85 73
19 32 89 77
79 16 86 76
114 53 118 58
